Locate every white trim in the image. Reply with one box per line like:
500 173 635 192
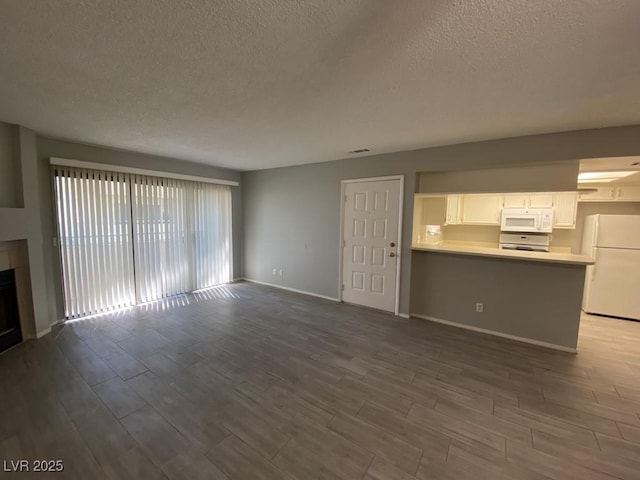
243 278 340 302
338 181 346 302
398 313 410 319
50 157 239 187
394 176 404 316
29 327 52 339
410 314 577 353
342 175 405 184
338 175 404 315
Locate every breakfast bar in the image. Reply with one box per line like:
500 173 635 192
411 241 594 265
410 242 594 352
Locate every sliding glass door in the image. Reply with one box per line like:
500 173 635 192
54 168 135 318
193 182 233 290
132 176 190 303
54 167 233 319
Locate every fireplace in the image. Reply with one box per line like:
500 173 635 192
0 269 22 353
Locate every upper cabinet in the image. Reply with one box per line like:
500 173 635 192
459 194 502 225
578 187 615 202
441 191 579 229
552 192 578 229
444 194 503 225
445 195 461 225
528 193 555 208
502 193 554 208
414 184 639 244
615 186 640 201
578 186 640 202
502 194 527 208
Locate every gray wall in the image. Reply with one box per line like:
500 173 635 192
0 123 22 208
410 252 585 350
35 136 243 323
242 125 640 315
418 161 579 194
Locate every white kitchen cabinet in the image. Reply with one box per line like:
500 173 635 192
552 192 578 229
503 193 553 208
502 194 528 208
615 186 640 201
528 193 554 208
578 186 640 202
445 195 461 225
578 187 616 202
446 193 502 225
459 194 502 225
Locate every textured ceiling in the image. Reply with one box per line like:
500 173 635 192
1 0 640 171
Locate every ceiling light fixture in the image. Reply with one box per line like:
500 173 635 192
349 148 370 154
578 171 637 183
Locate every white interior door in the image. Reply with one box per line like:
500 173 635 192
342 178 402 312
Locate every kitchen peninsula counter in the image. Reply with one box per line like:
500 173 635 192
410 241 590 352
411 241 593 265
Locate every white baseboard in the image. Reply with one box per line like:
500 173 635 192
398 313 410 319
410 313 577 353
37 327 52 338
26 327 52 340
243 278 340 303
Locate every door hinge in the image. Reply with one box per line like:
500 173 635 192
341 284 345 291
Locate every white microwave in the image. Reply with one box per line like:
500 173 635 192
500 208 553 233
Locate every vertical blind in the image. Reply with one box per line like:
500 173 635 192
193 182 233 290
132 176 190 303
54 167 233 319
54 168 136 319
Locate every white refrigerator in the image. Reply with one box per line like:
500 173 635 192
581 214 640 320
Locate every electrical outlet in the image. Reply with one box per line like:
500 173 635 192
476 303 484 313
278 269 283 276
272 268 277 276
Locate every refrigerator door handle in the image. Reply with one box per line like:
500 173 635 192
591 248 597 281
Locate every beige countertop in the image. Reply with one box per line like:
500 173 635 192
411 241 594 265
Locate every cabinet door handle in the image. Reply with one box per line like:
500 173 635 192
617 188 622 198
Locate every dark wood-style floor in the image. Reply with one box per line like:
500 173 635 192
1 282 640 479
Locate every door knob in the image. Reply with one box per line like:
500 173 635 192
389 252 396 257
